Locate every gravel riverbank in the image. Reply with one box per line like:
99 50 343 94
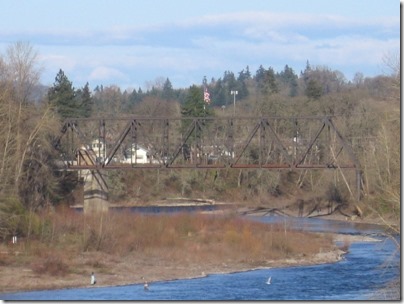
0 233 380 294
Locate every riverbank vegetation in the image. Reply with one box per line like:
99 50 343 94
0 208 339 292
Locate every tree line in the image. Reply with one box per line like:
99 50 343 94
48 61 398 122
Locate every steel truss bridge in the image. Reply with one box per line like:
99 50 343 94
53 115 363 200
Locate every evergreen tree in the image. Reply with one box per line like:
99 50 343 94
254 65 266 84
305 79 322 100
223 71 237 105
254 65 278 95
148 86 160 97
237 67 250 99
162 78 174 100
129 87 143 105
245 65 251 79
48 69 79 119
211 79 226 106
301 60 312 79
279 65 298 97
223 71 236 88
181 85 214 143
262 67 278 94
181 85 213 118
237 80 248 100
76 82 93 117
237 67 249 82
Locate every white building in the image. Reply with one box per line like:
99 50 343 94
122 144 154 164
90 139 106 161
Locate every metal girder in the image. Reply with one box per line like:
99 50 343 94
52 115 363 201
54 115 359 171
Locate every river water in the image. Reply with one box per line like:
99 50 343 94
0 216 400 300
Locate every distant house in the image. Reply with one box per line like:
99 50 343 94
122 144 154 164
204 145 234 164
75 139 107 165
88 139 105 160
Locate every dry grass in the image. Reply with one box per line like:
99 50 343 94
31 256 69 276
0 208 345 292
13 209 334 269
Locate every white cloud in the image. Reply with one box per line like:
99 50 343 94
241 27 309 43
0 10 397 48
89 66 128 82
6 9 397 89
40 54 77 68
176 11 397 33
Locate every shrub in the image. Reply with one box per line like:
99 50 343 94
31 256 69 276
326 183 346 204
0 196 27 240
0 252 10 266
16 210 336 273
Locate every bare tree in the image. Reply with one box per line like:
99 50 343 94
0 42 59 239
6 41 41 104
382 51 400 79
144 76 166 91
133 96 180 117
4 42 43 187
382 51 400 101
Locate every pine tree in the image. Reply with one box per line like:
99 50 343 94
211 79 226 106
254 65 266 83
236 67 250 99
181 85 213 118
180 85 214 144
279 65 298 97
263 67 278 94
162 78 174 100
48 69 79 119
305 79 322 100
78 82 93 118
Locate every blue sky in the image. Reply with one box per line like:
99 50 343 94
0 0 399 90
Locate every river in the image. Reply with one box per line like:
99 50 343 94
0 216 400 300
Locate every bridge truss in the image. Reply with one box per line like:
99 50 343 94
53 115 363 200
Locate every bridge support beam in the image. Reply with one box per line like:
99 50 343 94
81 170 109 214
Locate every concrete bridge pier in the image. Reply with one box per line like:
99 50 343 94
81 169 109 214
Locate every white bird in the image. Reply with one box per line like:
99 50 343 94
266 277 272 285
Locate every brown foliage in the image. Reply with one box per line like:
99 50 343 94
31 256 69 276
5 208 336 279
38 210 335 266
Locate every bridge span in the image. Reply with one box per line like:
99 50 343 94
53 115 363 211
